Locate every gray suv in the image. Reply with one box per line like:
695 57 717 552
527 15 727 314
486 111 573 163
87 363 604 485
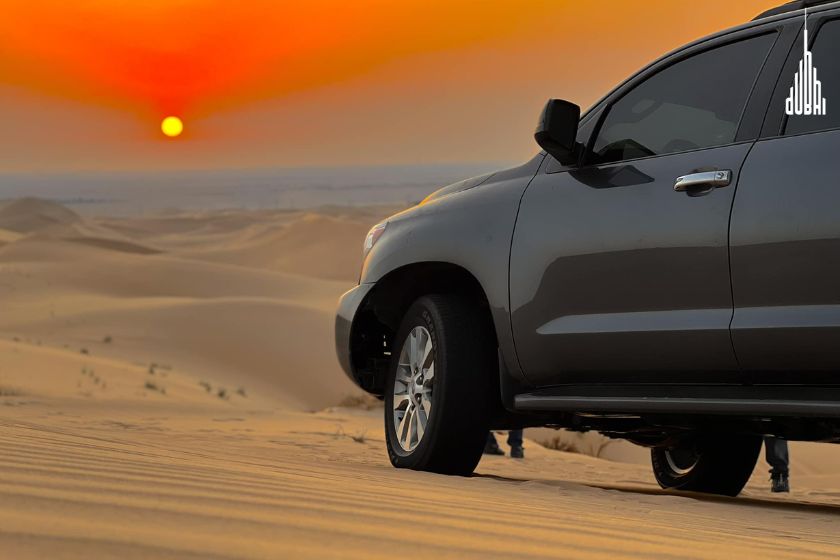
335 0 840 496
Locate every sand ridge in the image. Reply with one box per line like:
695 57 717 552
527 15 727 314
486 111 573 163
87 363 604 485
2 399 839 559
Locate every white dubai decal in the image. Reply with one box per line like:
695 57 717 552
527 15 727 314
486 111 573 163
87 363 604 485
786 8 827 116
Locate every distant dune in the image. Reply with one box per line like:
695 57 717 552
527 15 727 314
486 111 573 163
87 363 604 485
0 197 83 234
0 163 502 216
0 197 398 409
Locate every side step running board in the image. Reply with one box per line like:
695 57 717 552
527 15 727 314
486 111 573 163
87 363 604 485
514 385 840 418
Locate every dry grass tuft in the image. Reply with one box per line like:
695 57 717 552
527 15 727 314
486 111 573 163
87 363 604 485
334 426 369 444
337 393 382 410
144 381 166 395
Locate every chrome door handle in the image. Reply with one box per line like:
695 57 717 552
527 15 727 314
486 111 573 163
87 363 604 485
674 170 732 194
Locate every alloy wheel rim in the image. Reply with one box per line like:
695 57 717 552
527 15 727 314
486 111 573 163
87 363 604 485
664 446 700 475
392 326 435 452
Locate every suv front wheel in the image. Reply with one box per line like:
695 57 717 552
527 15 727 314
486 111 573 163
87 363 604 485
384 294 494 476
651 434 762 496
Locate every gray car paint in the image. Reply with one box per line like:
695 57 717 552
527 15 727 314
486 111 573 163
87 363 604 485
336 4 840 405
510 144 749 386
731 129 840 372
357 156 544 383
335 283 375 378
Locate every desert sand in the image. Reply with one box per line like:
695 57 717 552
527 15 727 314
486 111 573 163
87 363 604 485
1 197 839 559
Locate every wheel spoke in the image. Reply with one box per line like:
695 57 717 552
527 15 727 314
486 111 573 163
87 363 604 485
415 406 426 441
406 406 417 448
420 393 432 417
398 335 411 366
423 363 435 385
397 407 411 447
395 364 412 384
393 378 411 396
409 330 419 370
392 393 410 411
421 337 434 369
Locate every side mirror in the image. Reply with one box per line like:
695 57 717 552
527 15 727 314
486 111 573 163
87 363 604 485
534 99 581 166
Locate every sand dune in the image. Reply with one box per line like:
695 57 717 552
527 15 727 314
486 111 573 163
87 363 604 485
1 197 839 559
0 197 83 234
0 200 382 409
178 213 377 281
0 197 165 256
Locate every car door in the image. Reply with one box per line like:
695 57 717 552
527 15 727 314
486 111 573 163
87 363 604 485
510 27 788 388
731 12 840 378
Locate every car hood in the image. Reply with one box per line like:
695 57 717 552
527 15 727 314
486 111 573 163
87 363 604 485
420 171 496 204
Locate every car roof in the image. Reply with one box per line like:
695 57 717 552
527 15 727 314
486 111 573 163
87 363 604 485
754 0 840 21
632 0 840 77
578 0 838 123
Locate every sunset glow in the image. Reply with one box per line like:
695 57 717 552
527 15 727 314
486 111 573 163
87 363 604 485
0 0 783 170
0 1 563 119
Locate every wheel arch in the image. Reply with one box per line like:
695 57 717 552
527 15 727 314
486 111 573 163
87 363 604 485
349 261 498 395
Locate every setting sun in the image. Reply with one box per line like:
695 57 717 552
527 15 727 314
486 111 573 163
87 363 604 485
161 116 184 138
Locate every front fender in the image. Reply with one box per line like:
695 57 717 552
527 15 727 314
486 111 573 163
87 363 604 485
359 155 545 383
335 283 375 382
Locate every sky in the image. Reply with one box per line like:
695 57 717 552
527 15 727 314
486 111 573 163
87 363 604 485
0 0 783 172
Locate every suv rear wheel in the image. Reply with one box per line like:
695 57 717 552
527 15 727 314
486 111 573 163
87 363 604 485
650 434 761 496
384 295 494 475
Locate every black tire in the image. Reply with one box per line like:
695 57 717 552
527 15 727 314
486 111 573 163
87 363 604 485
650 434 761 497
384 294 495 476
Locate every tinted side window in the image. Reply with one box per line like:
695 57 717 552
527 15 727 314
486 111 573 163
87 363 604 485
785 19 840 135
591 34 775 165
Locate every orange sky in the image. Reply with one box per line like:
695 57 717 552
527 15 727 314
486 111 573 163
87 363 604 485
0 0 783 171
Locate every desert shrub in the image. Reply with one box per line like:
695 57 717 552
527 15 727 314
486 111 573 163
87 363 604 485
144 381 166 395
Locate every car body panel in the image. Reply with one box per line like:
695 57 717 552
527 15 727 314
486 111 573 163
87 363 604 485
354 155 545 384
335 283 375 380
510 143 751 386
421 172 496 204
731 129 840 373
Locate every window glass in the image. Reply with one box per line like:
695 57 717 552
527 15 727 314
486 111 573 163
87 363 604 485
785 19 840 135
591 34 775 165
576 107 601 145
